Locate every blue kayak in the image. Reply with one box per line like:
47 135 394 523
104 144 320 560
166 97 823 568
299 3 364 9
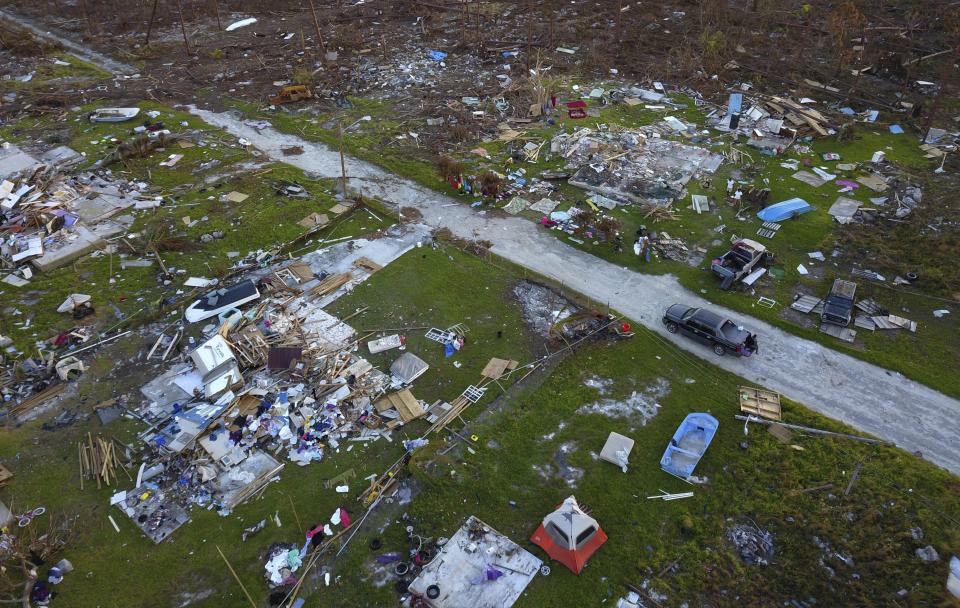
757 198 812 222
660 413 719 478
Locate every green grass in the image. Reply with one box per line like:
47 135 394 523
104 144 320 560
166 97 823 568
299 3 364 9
2 244 957 607
231 97 442 193
0 85 390 356
226 87 960 398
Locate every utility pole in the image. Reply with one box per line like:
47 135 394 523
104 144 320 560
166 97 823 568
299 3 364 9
145 0 159 46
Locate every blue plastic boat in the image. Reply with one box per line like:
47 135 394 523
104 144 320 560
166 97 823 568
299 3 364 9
757 198 812 222
660 413 719 478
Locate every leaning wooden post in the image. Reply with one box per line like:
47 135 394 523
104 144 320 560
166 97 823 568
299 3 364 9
145 0 160 45
176 0 192 54
212 0 222 30
216 545 258 608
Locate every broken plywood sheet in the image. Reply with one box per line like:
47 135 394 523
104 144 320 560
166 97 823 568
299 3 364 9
353 256 383 273
820 323 856 343
738 386 782 420
297 212 329 229
225 191 249 203
792 170 826 188
828 196 861 222
287 262 315 282
374 389 425 422
481 358 519 380
857 174 888 192
328 203 350 215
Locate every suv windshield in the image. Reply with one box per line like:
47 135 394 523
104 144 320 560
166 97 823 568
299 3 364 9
682 307 699 321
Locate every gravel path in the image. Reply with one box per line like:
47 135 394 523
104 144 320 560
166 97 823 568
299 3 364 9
190 107 960 474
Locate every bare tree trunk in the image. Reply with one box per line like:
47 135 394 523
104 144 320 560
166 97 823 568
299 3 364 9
212 0 222 30
78 0 92 36
145 0 160 45
307 0 327 53
922 45 959 135
176 0 193 54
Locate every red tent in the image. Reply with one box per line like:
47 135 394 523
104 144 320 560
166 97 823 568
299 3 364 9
530 496 607 574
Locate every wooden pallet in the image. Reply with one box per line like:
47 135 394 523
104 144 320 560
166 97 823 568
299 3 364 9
738 385 782 420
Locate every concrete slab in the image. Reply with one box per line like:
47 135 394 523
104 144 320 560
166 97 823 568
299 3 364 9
0 145 38 180
30 224 105 272
408 516 541 608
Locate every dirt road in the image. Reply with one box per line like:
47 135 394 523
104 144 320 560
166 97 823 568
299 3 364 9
192 108 957 474
0 9 136 76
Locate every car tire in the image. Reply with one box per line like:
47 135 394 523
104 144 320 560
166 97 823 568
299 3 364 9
666 322 679 334
713 344 726 356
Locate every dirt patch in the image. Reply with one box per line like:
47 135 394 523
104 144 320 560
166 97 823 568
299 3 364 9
533 441 583 488
513 280 577 336
576 377 669 427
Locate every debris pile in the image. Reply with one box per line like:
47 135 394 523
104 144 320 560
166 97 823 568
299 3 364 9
1 151 162 286
111 226 449 542
551 124 723 207
727 522 775 566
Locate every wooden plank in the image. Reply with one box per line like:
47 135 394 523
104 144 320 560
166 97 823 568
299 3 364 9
738 386 782 421
374 389 424 422
353 256 383 273
11 383 66 415
480 357 518 380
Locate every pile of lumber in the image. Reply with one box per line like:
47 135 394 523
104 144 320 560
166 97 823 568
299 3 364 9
79 433 125 489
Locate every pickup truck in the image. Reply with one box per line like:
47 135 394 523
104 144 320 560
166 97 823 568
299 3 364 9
821 279 857 326
662 304 757 356
711 239 771 290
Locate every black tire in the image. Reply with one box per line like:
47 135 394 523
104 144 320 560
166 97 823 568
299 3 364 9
666 322 679 334
713 343 726 356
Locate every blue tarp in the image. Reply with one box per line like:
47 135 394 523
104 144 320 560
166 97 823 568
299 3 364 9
757 198 813 222
428 50 447 62
889 124 904 134
660 413 719 478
